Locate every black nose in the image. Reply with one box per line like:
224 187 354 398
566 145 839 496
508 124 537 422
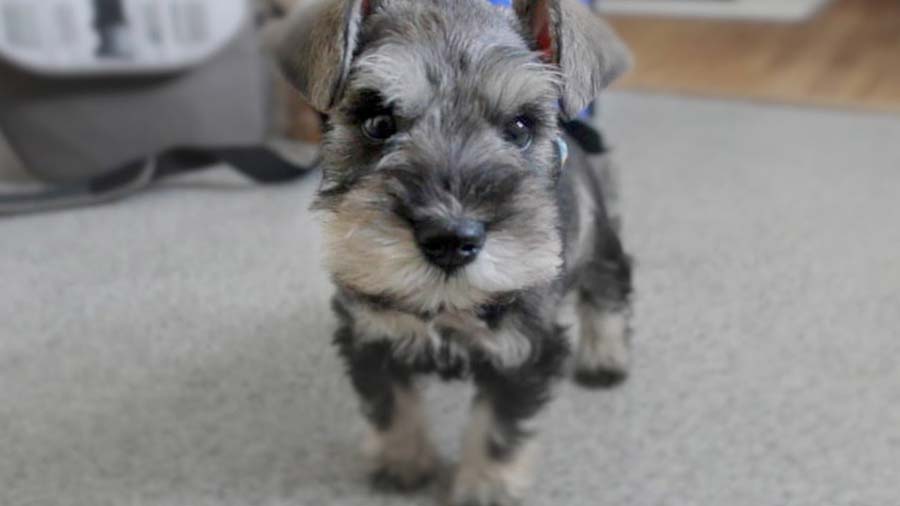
415 218 486 271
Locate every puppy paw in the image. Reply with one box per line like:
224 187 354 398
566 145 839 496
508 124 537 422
370 461 435 492
366 429 438 492
573 306 631 389
573 366 628 388
448 470 524 506
448 445 535 506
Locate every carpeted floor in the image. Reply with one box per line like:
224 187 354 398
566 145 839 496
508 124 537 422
2 92 899 506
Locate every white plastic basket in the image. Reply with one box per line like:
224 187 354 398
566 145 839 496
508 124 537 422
0 0 247 75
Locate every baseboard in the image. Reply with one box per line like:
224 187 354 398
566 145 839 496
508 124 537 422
596 0 834 22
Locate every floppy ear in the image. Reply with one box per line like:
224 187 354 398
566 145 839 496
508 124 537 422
514 0 632 118
273 0 375 112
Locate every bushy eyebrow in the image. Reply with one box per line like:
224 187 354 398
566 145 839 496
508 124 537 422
344 88 392 121
473 47 561 123
345 45 435 119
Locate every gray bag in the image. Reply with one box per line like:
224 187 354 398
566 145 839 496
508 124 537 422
0 0 309 215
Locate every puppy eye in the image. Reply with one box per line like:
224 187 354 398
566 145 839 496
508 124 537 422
503 116 534 149
362 114 397 141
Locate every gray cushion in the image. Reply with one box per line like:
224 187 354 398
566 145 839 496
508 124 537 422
0 28 267 183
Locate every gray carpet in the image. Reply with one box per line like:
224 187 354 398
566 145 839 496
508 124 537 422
2 92 899 506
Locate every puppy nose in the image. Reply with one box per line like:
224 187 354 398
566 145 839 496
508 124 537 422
415 218 486 270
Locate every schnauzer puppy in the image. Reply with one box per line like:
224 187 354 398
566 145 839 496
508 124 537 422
276 0 633 504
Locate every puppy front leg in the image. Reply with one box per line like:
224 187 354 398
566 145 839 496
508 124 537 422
450 360 559 506
336 336 437 491
365 380 437 491
450 397 538 506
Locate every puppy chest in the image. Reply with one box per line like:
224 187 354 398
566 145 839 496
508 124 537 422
351 306 498 376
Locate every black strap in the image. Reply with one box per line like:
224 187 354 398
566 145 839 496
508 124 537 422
560 119 608 155
0 145 313 216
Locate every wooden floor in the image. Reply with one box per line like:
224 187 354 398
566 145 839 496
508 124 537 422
606 0 900 113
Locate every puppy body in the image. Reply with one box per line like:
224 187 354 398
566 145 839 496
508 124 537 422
277 0 633 504
331 132 629 373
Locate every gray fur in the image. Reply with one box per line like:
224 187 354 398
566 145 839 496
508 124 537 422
276 1 633 504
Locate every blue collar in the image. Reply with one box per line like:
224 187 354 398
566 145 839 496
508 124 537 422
554 137 569 170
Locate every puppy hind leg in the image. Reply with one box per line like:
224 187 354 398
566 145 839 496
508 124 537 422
572 226 633 388
573 297 631 388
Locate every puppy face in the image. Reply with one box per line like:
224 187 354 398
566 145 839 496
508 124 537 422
277 0 631 313
315 2 563 312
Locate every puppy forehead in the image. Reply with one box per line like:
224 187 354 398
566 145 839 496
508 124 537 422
351 44 556 118
348 1 557 117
